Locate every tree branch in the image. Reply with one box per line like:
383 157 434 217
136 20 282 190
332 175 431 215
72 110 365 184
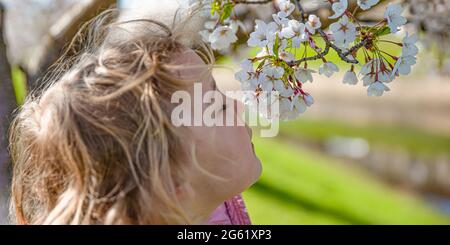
290 0 363 65
288 42 331 66
0 2 15 224
293 0 306 21
317 29 359 64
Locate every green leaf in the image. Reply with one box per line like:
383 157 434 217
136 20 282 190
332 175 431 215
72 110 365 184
285 65 294 76
375 26 391 37
210 0 219 17
221 3 233 22
257 59 266 71
273 34 280 58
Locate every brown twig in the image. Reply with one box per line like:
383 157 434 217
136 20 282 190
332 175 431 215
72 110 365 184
317 29 359 64
293 0 307 21
290 0 364 65
288 42 331 66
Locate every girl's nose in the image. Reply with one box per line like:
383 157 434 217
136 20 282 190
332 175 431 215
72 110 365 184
246 124 253 138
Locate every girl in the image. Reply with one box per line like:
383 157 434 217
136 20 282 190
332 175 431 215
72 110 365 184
8 4 261 224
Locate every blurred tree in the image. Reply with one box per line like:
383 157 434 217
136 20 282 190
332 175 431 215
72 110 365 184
0 2 14 224
3 0 115 89
405 0 450 74
26 0 115 89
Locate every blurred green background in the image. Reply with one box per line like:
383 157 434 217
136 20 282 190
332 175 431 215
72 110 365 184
244 128 450 224
217 43 450 224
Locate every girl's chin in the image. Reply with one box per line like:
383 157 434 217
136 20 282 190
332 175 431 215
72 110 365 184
248 156 263 186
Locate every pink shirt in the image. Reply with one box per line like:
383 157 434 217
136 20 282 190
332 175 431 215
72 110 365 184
206 195 251 225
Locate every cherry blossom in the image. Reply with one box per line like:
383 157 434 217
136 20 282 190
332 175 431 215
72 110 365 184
343 70 358 85
379 70 393 83
279 51 296 62
235 60 255 82
274 80 294 97
362 74 375 87
279 98 298 120
360 59 375 76
277 0 296 18
367 81 390 96
241 78 260 91
199 30 211 43
209 26 237 50
357 0 380 11
295 67 315 83
235 62 260 92
229 18 245 34
203 0 421 120
272 13 289 28
303 94 314 107
329 15 356 48
268 39 288 56
260 66 284 92
259 77 274 92
204 21 216 31
281 20 307 47
402 32 419 56
255 47 270 58
392 55 416 76
319 62 339 77
198 21 215 43
291 95 308 114
195 1 242 50
384 3 407 33
329 0 348 19
242 90 258 107
248 20 278 48
305 15 322 34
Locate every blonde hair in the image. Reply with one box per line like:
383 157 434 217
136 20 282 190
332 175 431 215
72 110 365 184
8 7 215 224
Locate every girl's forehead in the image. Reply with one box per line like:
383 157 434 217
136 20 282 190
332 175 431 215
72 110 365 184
171 48 216 91
172 49 205 66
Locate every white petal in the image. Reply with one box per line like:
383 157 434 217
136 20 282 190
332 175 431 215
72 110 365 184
304 94 314 106
357 0 379 10
281 27 295 39
274 80 293 97
343 70 358 85
292 37 302 48
367 81 389 96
